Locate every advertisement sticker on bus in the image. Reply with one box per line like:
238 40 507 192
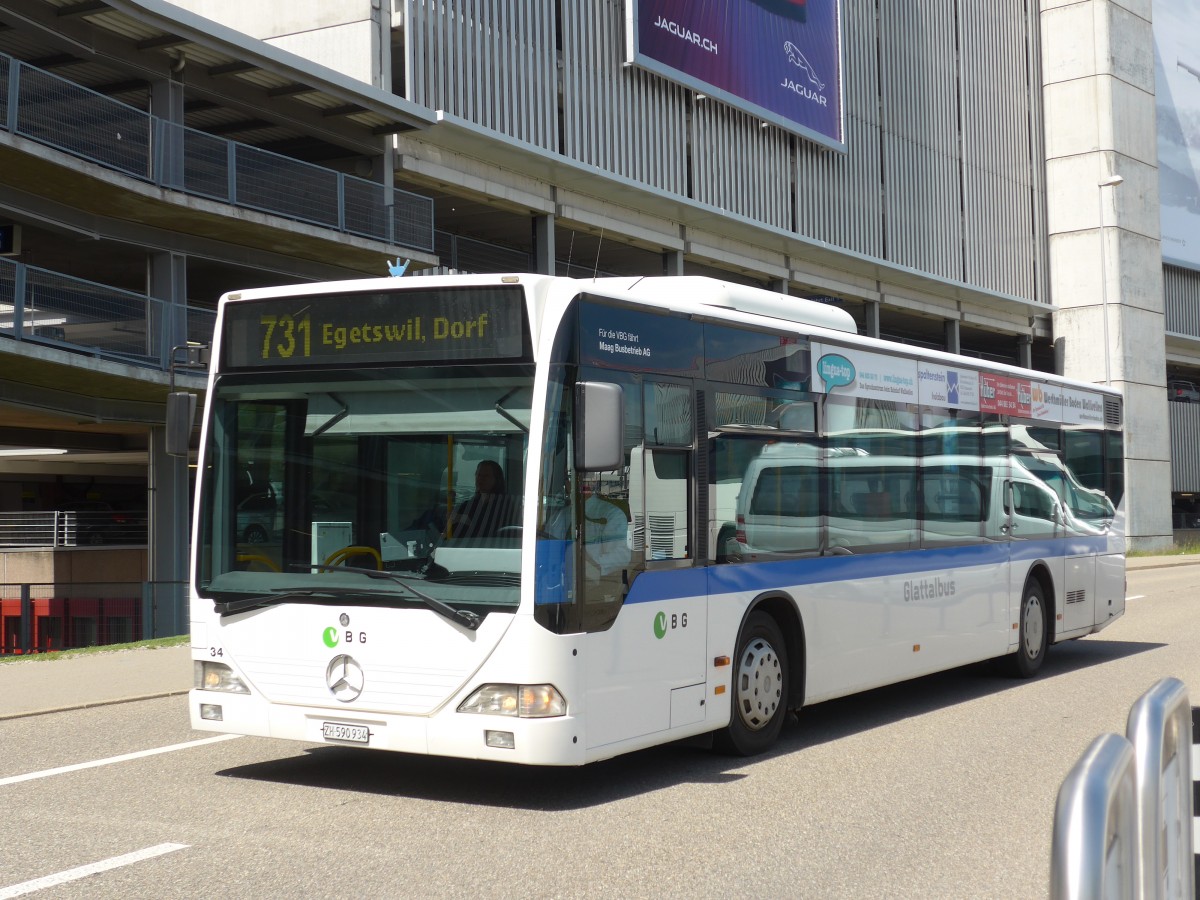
811 342 917 401
1030 382 1063 422
917 363 979 411
1059 386 1108 425
979 373 1031 417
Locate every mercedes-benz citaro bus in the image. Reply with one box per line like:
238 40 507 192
186 274 1126 764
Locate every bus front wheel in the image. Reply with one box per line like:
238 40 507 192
1007 579 1048 678
715 611 789 755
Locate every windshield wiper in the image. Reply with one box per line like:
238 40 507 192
215 587 361 616
311 565 482 630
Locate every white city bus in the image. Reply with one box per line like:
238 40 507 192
187 274 1125 764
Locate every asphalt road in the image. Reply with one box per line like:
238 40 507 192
2 564 1198 899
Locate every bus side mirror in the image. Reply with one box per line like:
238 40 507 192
576 382 623 472
166 392 198 457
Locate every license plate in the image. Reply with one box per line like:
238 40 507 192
322 722 370 744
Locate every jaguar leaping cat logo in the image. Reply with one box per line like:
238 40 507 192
784 41 824 91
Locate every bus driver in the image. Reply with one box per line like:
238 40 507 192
446 460 519 539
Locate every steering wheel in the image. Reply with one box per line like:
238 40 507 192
321 545 383 570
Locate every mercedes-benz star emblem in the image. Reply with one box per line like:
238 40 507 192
325 654 365 702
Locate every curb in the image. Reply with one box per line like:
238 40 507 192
0 689 189 722
1127 558 1200 571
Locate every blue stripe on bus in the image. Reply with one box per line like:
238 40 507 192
622 535 1112 605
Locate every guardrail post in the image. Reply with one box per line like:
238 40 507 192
227 141 237 205
6 58 19 133
12 262 25 340
1126 678 1195 900
141 581 154 641
18 583 31 653
1051 732 1140 900
1192 709 1200 892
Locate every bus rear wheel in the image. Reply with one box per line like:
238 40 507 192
1006 579 1048 678
715 611 788 755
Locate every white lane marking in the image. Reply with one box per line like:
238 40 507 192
0 734 241 787
0 843 188 898
1126 594 1145 601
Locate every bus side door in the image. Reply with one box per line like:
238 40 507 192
1007 478 1067 637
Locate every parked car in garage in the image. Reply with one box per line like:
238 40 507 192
1168 379 1200 402
75 501 148 545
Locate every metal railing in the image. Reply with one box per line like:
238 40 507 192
0 52 433 252
0 256 212 369
1050 677 1195 900
0 580 187 654
0 510 148 548
1 583 143 654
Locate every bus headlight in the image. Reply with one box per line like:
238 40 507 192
194 660 250 694
458 683 566 718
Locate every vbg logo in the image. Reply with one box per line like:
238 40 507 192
653 610 688 639
322 615 368 647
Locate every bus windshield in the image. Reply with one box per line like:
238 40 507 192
196 365 533 614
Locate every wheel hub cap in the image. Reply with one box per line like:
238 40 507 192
1024 596 1043 658
735 636 782 731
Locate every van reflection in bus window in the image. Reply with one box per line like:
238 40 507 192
580 484 630 603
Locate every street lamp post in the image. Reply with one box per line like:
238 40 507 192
1098 174 1124 386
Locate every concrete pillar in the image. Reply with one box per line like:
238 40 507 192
863 300 881 339
1017 334 1032 370
662 250 684 277
1041 0 1170 550
944 319 961 355
147 426 190 637
149 251 188 361
150 76 186 188
533 214 555 275
768 278 789 295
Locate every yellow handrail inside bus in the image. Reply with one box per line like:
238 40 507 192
321 545 383 570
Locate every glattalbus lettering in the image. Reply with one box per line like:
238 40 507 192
903 575 957 602
654 16 718 55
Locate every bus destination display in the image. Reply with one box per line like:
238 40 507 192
223 288 526 368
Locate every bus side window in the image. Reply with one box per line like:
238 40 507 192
633 382 692 563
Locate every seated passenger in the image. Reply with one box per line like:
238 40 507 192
445 460 519 539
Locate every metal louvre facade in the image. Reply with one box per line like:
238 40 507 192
878 2 963 281
795 0 883 259
405 0 559 150
560 0 689 194
404 1 1048 303
959 3 1043 301
1169 402 1200 492
692 102 793 229
1164 265 1200 338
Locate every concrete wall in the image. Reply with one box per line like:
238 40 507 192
1042 0 1171 549
0 548 148 588
172 0 383 86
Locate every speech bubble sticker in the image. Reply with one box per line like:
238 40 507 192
817 353 856 392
